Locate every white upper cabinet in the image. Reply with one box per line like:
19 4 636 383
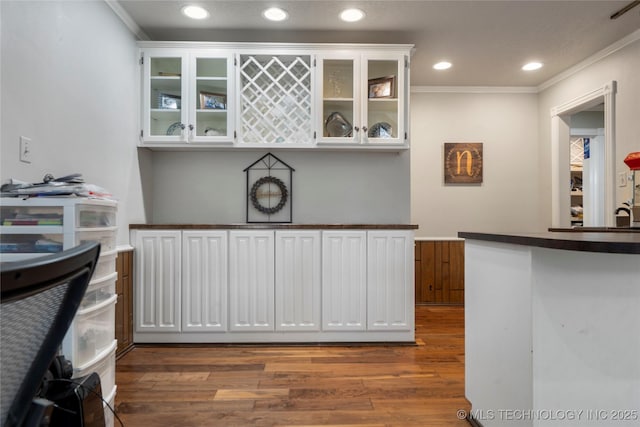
140 48 234 146
138 42 411 151
316 52 408 148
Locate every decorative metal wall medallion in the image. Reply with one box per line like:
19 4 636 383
245 153 294 223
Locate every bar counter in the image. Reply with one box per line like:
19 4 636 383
458 231 640 254
460 231 640 426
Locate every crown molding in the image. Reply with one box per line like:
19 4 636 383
538 28 640 92
411 86 538 94
104 0 150 41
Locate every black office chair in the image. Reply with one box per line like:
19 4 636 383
1 242 101 427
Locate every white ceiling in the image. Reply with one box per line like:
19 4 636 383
115 0 640 87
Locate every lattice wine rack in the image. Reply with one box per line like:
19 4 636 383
239 54 312 144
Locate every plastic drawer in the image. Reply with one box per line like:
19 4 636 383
81 272 117 311
0 205 63 226
0 233 63 254
73 340 117 400
65 295 116 367
93 250 117 280
76 205 117 228
76 228 117 253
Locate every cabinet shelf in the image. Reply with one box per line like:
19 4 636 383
323 97 355 102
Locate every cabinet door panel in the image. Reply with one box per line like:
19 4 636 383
367 231 414 331
133 230 181 332
188 51 234 143
275 231 321 331
142 49 188 143
316 54 360 144
322 231 367 331
363 54 406 145
182 231 228 332
229 231 275 331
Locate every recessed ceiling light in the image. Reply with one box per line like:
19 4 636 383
263 7 289 22
433 61 452 70
340 8 365 22
522 62 543 71
181 5 209 20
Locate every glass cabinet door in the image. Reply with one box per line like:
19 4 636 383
318 56 359 144
141 50 233 145
317 53 406 146
189 53 233 142
363 55 405 145
144 52 187 141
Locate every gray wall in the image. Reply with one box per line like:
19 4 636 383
410 91 542 238
0 0 147 245
149 149 410 224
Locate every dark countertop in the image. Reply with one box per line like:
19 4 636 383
548 227 640 233
130 224 419 230
458 231 640 254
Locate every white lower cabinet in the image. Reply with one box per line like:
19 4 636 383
133 230 181 333
275 230 322 331
321 231 367 331
229 230 275 331
132 228 414 343
182 231 228 332
367 231 414 331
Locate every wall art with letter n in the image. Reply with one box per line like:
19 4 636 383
444 142 483 184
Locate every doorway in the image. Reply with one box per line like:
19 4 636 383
550 81 616 228
569 126 605 227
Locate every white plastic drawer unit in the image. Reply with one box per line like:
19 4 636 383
63 294 117 368
80 271 117 311
76 204 117 228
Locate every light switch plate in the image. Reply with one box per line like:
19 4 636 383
618 172 627 187
20 136 32 163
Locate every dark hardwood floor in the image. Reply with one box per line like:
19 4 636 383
114 305 469 426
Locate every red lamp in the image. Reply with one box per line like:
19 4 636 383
624 152 640 170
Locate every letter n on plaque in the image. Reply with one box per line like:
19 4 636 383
444 142 483 184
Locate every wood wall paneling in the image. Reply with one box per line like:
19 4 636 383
415 241 464 305
116 249 134 358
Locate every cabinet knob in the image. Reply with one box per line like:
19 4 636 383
188 124 194 131
362 126 368 133
354 126 360 132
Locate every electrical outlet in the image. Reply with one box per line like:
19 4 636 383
19 136 32 163
618 172 627 187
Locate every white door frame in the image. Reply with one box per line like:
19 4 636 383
550 81 616 228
